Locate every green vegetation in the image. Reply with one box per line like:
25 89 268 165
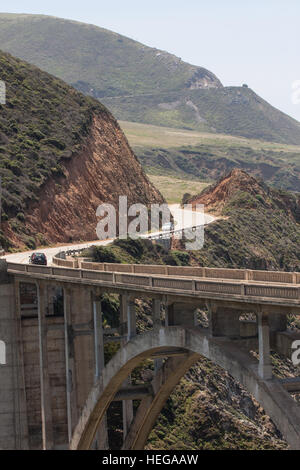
147 175 209 204
82 239 191 267
120 120 300 153
84 173 300 272
83 171 300 448
0 14 220 99
192 196 300 271
147 360 287 450
135 146 300 192
0 50 109 249
108 87 300 144
119 121 300 192
0 14 299 144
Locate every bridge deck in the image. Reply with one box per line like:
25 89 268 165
7 262 300 310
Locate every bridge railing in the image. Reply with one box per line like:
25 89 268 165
69 261 300 285
49 248 300 285
6 261 300 302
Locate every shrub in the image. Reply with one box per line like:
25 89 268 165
113 238 145 259
83 245 121 263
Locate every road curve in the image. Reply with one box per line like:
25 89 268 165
2 204 216 265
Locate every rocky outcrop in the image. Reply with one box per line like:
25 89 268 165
0 50 163 249
184 169 300 271
3 113 163 248
185 68 222 90
188 169 265 214
189 168 300 220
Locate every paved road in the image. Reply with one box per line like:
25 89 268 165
2 204 216 265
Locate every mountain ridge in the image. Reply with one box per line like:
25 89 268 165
0 13 222 98
1 13 299 144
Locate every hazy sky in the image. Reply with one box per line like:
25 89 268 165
1 0 300 121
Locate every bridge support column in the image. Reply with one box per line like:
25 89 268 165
258 312 272 380
37 281 54 450
93 296 105 380
152 299 163 373
268 313 287 349
63 287 78 444
166 303 197 327
208 303 240 338
92 294 108 450
46 285 56 316
269 313 287 333
127 299 136 341
0 275 29 450
120 295 135 441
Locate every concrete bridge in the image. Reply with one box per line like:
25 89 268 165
1 256 300 450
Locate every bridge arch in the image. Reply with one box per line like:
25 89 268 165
70 327 300 450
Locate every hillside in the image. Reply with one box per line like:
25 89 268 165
0 50 163 250
0 14 300 144
136 144 300 193
107 87 300 144
187 169 300 271
81 170 300 449
0 13 221 98
119 121 300 192
83 170 300 272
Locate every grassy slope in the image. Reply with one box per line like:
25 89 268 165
119 121 300 192
0 13 220 99
0 14 299 144
0 50 109 247
191 192 300 271
120 120 300 153
105 87 300 144
147 175 209 204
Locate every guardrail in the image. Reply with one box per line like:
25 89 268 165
79 262 300 284
6 261 300 303
51 249 300 286
144 225 199 241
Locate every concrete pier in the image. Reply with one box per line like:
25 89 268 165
0 281 28 449
1 259 300 450
258 312 272 380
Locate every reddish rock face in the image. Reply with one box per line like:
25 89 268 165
188 169 266 214
4 113 163 248
188 168 300 223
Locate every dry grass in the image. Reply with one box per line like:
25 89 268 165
147 174 210 204
120 120 300 157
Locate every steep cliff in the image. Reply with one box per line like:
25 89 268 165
187 169 300 271
0 50 163 249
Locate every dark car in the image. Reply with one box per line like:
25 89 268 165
29 252 47 266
